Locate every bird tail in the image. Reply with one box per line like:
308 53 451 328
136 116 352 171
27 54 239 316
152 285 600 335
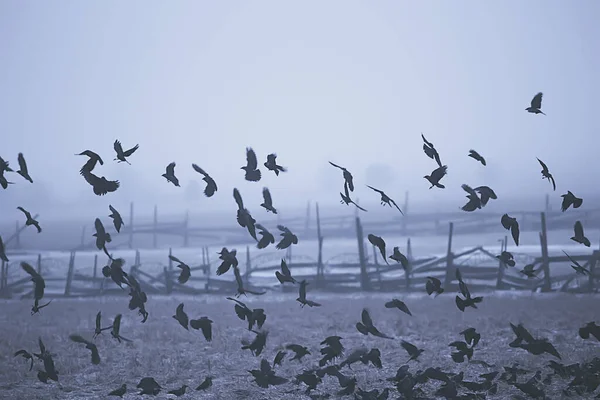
573 198 583 208
246 169 261 182
436 183 445 189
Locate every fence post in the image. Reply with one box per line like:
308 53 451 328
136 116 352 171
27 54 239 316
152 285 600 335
64 251 76 296
128 202 134 249
183 210 189 248
540 212 551 291
443 222 455 291
495 237 507 290
355 217 371 291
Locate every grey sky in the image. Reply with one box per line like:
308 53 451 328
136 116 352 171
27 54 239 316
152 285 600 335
1 1 598 223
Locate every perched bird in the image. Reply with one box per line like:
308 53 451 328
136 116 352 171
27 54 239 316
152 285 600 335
111 314 132 343
366 185 403 214
424 165 448 189
400 340 425 362
190 317 213 341
356 308 393 339
501 214 520 246
536 158 556 191
367 234 389 265
255 224 275 250
82 170 120 196
560 191 583 212
520 264 538 278
113 140 139 164
260 187 277 214
76 150 104 175
0 235 8 262
329 161 354 192
426 276 444 297
173 303 189 330
108 384 127 397
264 153 286 176
69 334 101 365
241 147 261 182
384 299 412 316
162 162 180 187
16 153 33 183
169 255 191 284
389 247 409 271
108 205 124 233
196 377 213 391
563 251 590 275
296 280 321 307
421 133 442 167
93 311 113 338
192 164 218 197
468 149 486 166
17 207 41 233
137 377 162 396
168 385 188 397
276 225 298 250
571 220 590 247
526 92 545 115
340 181 367 212
276 259 296 284
216 247 238 276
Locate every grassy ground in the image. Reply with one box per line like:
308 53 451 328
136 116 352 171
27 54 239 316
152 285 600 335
0 292 599 399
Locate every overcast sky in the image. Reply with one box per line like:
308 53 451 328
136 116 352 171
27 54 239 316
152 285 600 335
0 1 598 223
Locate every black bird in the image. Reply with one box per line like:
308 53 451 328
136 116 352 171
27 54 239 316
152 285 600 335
400 340 425 362
173 303 189 330
286 344 311 361
468 149 486 166
579 322 600 341
0 155 13 172
571 220 590 247
196 377 213 391
31 298 52 315
168 385 188 397
0 235 8 262
0 169 13 189
455 269 484 312
233 188 258 241
384 299 412 316
536 158 556 191
276 259 296 284
93 311 113 338
340 181 367 211
93 218 112 256
35 337 59 382
367 234 389 265
329 161 354 192
264 153 286 176
561 191 583 212
248 358 288 388
319 336 344 367
82 170 120 195
260 187 277 214
449 340 473 363
520 264 538 278
108 384 127 397
242 330 269 356
111 314 132 343
296 280 321 307
234 265 266 297
101 258 130 288
216 247 238 276
242 147 261 181
509 323 561 359
113 140 139 164
107 205 124 233
389 247 409 271
356 308 393 339
474 185 497 206
137 377 162 396
21 262 46 312
192 164 218 197
190 317 213 341
461 184 482 212
460 327 481 347
17 207 41 233
421 133 442 167
526 92 545 115
501 214 520 246
273 350 286 366
276 225 298 250
76 150 104 174
366 185 403 214
255 224 275 249
16 153 33 182
69 334 101 365
162 162 180 186
14 349 34 371
563 250 590 275
227 297 266 330
426 276 444 297
169 255 191 284
126 275 149 323
424 165 448 189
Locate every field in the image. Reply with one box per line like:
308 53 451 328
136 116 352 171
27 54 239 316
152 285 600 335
1 292 599 399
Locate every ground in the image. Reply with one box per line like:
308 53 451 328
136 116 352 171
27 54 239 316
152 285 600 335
0 292 599 399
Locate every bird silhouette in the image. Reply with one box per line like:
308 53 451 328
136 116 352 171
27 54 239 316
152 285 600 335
168 385 188 397
366 185 403 214
102 258 130 289
384 299 412 316
329 161 354 192
242 147 261 182
14 349 34 371
421 133 442 167
536 158 556 191
571 220 590 247
424 165 448 189
389 247 410 271
260 187 277 214
496 251 516 267
474 186 497 206
93 218 112 256
196 377 213 391
276 225 298 250
400 340 425 362
468 149 486 166
560 191 583 212
276 259 297 284
93 311 113 339
255 224 275 249
356 308 393 339
367 234 389 265
520 264 538 278
233 188 258 240
501 214 520 246
579 322 600 341
426 276 444 297
296 280 321 307
461 184 482 212
82 170 120 195
216 247 238 275
173 303 189 330
340 181 367 211
563 251 590 275
69 334 101 365
108 205 124 233
264 153 286 176
21 262 48 314
137 377 162 395
234 265 266 297
113 140 139 164
76 150 104 175
169 255 191 284
110 314 132 343
16 153 33 182
192 164 218 197
190 317 213 341
227 296 266 330
526 92 545 115
108 384 127 397
242 330 269 356
162 162 180 186
17 207 41 233
286 344 311 361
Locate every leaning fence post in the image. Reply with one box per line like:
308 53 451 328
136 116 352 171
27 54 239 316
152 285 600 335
443 222 455 291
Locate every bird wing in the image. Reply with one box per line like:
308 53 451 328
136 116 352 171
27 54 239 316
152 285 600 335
511 223 520 246
328 161 343 170
366 185 384 195
113 140 124 155
343 181 350 198
192 163 207 176
262 187 272 205
17 153 28 173
233 188 244 209
431 165 448 181
166 162 176 176
113 314 122 334
169 255 185 265
246 147 258 169
367 234 384 249
500 214 512 230
280 259 291 276
562 250 581 268
421 133 433 147
17 206 31 219
200 320 212 341
69 334 90 345
96 311 102 330
531 92 543 109
536 158 548 173
401 340 418 354
361 308 373 327
299 280 306 299
574 221 584 238
95 218 106 236
123 144 139 157
277 225 289 233
82 170 101 186
549 175 556 191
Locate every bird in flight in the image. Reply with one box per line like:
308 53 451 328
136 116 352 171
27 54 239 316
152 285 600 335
329 161 354 192
113 140 139 164
421 133 442 167
526 92 545 115
82 170 120 196
192 164 218 197
365 185 403 214
264 153 286 176
17 207 41 233
501 214 520 246
560 191 582 212
467 149 486 166
424 165 448 189
76 150 103 175
16 153 33 183
162 162 180 187
260 187 277 214
108 205 124 233
340 182 367 212
571 220 590 247
242 147 261 182
536 158 556 191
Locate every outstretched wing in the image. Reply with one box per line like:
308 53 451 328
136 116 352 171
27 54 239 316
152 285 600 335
361 308 373 327
246 147 258 170
431 165 448 181
366 185 384 195
192 163 208 177
113 140 124 155
262 187 272 205
531 92 543 109
536 158 548 173
21 262 38 278
17 206 31 219
94 218 106 236
166 162 176 176
17 153 28 173
574 221 584 238
69 334 89 345
169 255 185 265
233 188 244 209
421 133 433 148
280 259 291 276
328 161 344 170
123 144 139 157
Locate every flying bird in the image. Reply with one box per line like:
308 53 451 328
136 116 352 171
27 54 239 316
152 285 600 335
356 308 393 339
474 186 497 206
192 164 218 197
162 162 180 187
101 258 130 289
389 247 410 271
468 149 486 166
264 153 286 176
93 311 113 338
400 340 425 362
113 140 139 164
536 158 555 191
82 170 120 196
173 303 189 330
169 255 191 284
76 150 104 175
14 350 34 371
276 225 298 250
260 187 277 214
296 280 321 307
255 224 275 250
216 247 238 276
190 317 213 342
367 234 389 265
21 261 49 314
340 181 367 212
365 185 403 214
93 218 112 257
501 214 520 246
0 235 8 262
384 299 412 316
110 314 132 343
520 264 538 278
233 188 258 241
241 147 261 182
421 133 442 167
526 92 545 115
276 259 296 284
563 251 590 275
426 276 444 297
17 207 41 233
329 161 354 192
108 205 124 233
461 184 482 212
16 153 33 182
571 220 590 247
560 191 583 212
424 165 448 189
69 334 100 365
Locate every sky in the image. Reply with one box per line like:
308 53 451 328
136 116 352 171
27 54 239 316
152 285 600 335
0 0 599 224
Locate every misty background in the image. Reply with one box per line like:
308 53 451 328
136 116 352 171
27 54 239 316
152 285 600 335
0 1 598 230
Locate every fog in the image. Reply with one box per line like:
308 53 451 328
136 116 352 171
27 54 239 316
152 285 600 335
1 1 599 225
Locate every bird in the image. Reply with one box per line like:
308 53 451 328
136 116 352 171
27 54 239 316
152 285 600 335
227 297 266 330
400 340 425 362
426 276 444 296
172 303 189 330
14 350 34 371
424 165 448 189
389 247 409 271
241 147 261 182
21 262 47 314
16 207 41 233
110 314 132 343
0 169 13 189
501 214 520 246
496 251 516 267
461 184 482 212
108 205 124 233
526 92 545 115
579 322 600 341
233 188 258 241
468 149 486 166
384 299 412 316
93 311 113 339
421 133 442 167
367 234 389 265
169 255 191 284
563 251 590 275
276 259 296 284
276 225 298 250
93 218 112 258
365 185 403 214
260 187 277 214
286 344 311 361
113 140 139 164
192 164 218 197
108 384 127 397
536 158 556 191
273 350 286 367
340 181 367 212
561 191 583 212
16 153 33 183
474 186 497 206
101 258 130 289
329 161 354 192
520 264 538 278
168 385 188 397
571 220 590 247
0 235 8 262
264 153 286 176
196 377 213 391
162 162 180 186
216 247 238 276
137 377 162 395
296 280 321 307
82 170 120 196
76 150 104 175
234 265 266 297
356 308 393 339
69 334 101 365
0 155 13 173
190 317 213 341
255 224 275 250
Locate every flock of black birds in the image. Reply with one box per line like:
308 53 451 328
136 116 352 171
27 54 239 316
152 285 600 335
2 92 600 399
